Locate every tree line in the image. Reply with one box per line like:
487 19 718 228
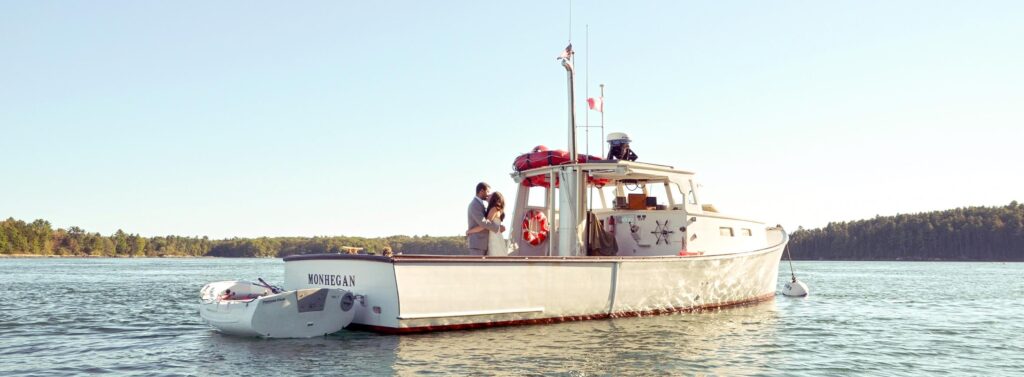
789 201 1024 261
0 217 469 257
7 201 1022 260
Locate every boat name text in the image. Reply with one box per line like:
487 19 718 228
308 274 356 287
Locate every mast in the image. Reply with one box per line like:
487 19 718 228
558 44 582 256
561 46 578 161
600 83 605 157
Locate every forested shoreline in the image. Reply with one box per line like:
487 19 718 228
4 202 1023 260
0 218 468 258
789 202 1024 261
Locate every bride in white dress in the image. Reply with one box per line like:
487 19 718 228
467 192 508 256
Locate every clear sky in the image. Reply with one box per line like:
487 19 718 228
2 1 1022 238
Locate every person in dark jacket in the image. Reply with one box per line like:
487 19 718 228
466 182 503 255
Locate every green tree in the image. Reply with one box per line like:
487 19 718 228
113 230 129 256
791 202 1024 261
133 235 147 257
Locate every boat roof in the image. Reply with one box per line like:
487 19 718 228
511 160 695 184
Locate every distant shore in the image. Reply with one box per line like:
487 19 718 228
790 202 1023 261
2 217 466 258
0 254 219 259
2 254 1020 262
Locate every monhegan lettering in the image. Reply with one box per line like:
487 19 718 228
307 274 356 287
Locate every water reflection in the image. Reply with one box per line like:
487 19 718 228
192 300 779 375
195 330 400 376
388 300 779 375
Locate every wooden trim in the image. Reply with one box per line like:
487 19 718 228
282 232 785 264
387 250 774 264
282 254 392 263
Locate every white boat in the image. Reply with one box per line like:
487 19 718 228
199 280 356 338
280 45 787 333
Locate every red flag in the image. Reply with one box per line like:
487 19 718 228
587 97 603 112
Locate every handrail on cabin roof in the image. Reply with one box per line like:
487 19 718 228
510 160 694 182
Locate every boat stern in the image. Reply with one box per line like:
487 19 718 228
283 254 400 330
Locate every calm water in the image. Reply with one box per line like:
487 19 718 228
0 259 1022 376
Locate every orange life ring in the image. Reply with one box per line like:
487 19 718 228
522 209 549 246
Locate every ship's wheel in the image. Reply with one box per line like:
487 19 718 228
651 220 674 245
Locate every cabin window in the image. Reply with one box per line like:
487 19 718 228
741 228 752 236
599 186 617 209
719 227 734 237
689 180 701 205
527 186 547 207
646 182 672 209
674 182 697 205
619 181 646 209
671 182 696 209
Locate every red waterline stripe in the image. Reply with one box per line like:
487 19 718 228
347 292 777 335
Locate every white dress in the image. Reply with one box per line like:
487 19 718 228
487 215 508 256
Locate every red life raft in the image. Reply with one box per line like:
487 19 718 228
513 146 609 187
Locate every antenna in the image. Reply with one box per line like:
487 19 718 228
600 83 605 157
585 24 589 161
568 0 572 42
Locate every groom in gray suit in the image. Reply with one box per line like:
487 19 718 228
467 182 503 255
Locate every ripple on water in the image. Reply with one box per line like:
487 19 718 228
1 259 1023 376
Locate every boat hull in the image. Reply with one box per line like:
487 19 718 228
282 231 785 334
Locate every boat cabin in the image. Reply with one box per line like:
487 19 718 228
507 159 767 257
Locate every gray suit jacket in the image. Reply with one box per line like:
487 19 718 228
467 198 500 252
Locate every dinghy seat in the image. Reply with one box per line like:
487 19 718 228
296 288 329 313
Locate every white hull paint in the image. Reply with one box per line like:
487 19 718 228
283 229 785 333
199 281 356 338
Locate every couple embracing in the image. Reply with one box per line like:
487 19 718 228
466 182 508 256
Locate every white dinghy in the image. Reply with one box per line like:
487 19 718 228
199 280 356 338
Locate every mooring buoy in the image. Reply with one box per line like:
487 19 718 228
782 278 809 297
